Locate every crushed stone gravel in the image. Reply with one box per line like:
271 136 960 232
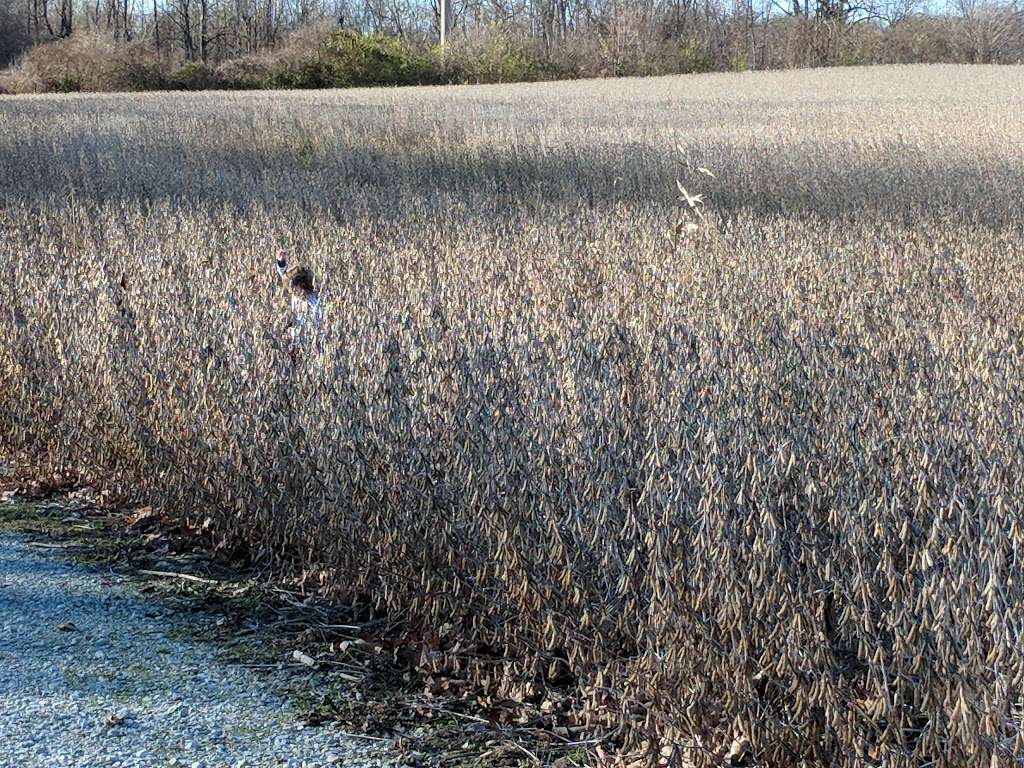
0 533 395 768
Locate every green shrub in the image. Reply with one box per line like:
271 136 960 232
50 73 82 92
729 52 750 72
114 60 168 91
437 30 548 84
169 61 217 90
265 31 439 89
677 39 716 74
262 60 330 89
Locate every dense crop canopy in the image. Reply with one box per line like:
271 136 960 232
1 64 1023 766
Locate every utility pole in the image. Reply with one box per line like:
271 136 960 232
440 0 451 45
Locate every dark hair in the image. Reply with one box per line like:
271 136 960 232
289 266 315 295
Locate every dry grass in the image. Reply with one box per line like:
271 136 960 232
2 64 1023 766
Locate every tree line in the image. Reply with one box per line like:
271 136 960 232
0 0 1021 79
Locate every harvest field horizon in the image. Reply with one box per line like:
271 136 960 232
2 64 1023 766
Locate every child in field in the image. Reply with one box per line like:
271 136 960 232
276 249 322 366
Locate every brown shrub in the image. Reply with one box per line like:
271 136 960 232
0 31 165 93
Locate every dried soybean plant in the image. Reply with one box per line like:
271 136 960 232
1 65 1023 767
673 145 717 241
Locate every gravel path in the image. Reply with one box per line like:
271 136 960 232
0 533 393 768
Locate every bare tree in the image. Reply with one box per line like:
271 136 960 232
59 0 72 34
956 0 1023 61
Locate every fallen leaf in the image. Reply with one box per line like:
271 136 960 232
127 505 154 523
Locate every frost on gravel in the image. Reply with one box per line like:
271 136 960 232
0 534 392 768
